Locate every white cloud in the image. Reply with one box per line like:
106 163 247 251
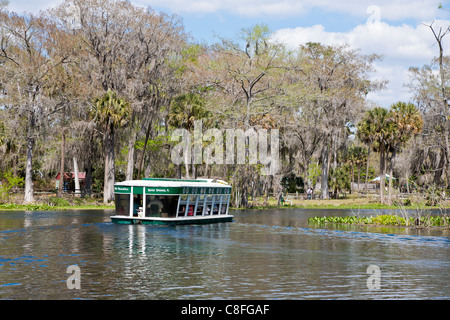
311 0 442 22
136 0 308 16
136 0 444 21
272 21 450 62
271 19 450 107
366 64 413 107
232 0 306 17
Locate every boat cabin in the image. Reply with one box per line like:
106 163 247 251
111 178 233 225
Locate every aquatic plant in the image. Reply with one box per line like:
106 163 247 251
308 214 450 228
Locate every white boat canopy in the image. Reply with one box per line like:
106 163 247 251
114 178 231 195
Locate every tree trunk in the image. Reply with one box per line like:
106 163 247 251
365 147 370 193
241 182 248 207
357 166 360 193
405 170 410 193
304 159 310 190
103 127 115 203
24 111 35 204
431 24 450 187
144 156 152 178
445 130 450 187
379 147 385 204
239 166 249 207
332 133 338 171
125 129 136 181
177 164 182 179
73 157 81 196
84 163 93 197
138 114 153 179
321 141 329 199
388 149 396 205
84 131 94 197
350 166 354 194
58 129 65 197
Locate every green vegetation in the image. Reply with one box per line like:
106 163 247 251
0 0 449 210
0 196 114 211
0 202 114 211
0 171 24 203
308 214 450 228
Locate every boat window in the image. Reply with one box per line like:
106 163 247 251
220 195 229 215
177 195 188 217
133 194 143 217
145 195 178 218
115 194 130 216
185 195 195 216
212 203 219 215
178 204 186 216
196 195 205 216
186 203 195 216
204 195 214 215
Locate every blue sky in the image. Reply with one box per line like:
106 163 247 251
7 0 450 107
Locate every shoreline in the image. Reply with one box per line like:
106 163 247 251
1 198 449 212
233 201 450 211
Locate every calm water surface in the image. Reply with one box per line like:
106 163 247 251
0 208 449 299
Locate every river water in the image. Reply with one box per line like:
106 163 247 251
0 208 448 300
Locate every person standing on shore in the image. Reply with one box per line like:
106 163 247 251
307 187 312 200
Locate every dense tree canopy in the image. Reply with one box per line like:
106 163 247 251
0 0 445 206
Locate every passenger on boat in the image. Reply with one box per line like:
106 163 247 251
133 195 142 216
148 196 163 216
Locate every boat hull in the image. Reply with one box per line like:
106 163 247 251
111 215 233 225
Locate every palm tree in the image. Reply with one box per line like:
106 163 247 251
358 103 423 204
169 92 210 130
91 89 131 203
168 92 211 178
386 102 423 204
390 102 423 142
357 107 393 203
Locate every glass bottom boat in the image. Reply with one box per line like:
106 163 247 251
110 178 233 225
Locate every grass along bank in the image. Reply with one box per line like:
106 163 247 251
244 196 450 210
0 203 114 211
0 196 114 211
